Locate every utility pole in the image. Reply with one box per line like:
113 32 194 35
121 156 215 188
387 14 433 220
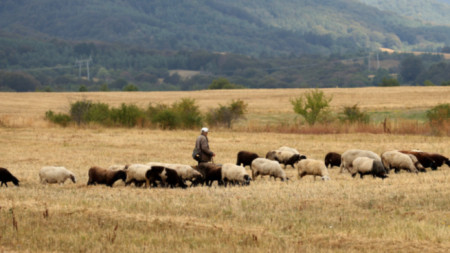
368 53 371 72
376 52 380 70
75 57 92 81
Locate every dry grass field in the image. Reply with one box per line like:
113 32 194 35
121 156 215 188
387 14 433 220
0 87 449 252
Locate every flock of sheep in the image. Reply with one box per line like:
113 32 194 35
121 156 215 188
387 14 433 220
0 147 449 189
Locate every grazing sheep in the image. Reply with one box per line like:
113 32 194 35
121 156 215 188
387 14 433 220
164 163 203 184
324 152 341 168
399 151 437 171
236 151 259 169
266 150 306 169
251 158 287 181
125 164 152 187
145 166 187 189
0 167 19 187
87 166 127 187
192 163 223 187
277 146 300 154
221 163 251 186
39 166 77 185
147 162 202 185
351 157 388 179
296 159 330 181
339 149 381 173
428 153 450 168
381 151 419 174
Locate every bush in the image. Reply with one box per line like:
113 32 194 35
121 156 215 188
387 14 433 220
379 77 400 87
123 84 139 91
110 103 145 127
171 98 203 128
85 102 110 125
208 78 245 89
290 89 332 125
206 99 248 128
45 110 71 127
339 104 370 124
427 103 450 126
70 100 92 125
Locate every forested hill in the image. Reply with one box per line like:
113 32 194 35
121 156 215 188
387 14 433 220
1 0 450 56
359 0 450 26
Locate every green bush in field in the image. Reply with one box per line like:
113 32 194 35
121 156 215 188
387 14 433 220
84 102 110 125
427 103 450 126
206 99 247 128
291 89 332 125
147 98 203 129
339 104 370 124
110 103 145 127
45 110 72 127
172 98 203 128
70 100 92 125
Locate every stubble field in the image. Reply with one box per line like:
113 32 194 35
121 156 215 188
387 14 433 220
0 87 449 252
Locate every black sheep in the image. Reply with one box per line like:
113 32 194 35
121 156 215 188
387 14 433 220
145 166 187 189
0 167 19 187
324 152 341 168
236 151 259 168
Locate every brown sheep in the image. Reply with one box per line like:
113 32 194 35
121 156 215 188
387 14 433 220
192 163 223 187
399 151 436 171
0 167 19 187
324 152 341 168
87 166 127 187
236 151 259 169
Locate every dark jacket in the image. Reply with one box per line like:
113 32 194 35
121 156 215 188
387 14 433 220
195 134 214 162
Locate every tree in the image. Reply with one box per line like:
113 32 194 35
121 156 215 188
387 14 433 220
206 99 248 128
123 84 138 91
208 78 245 89
290 89 332 125
400 55 424 83
379 77 400 87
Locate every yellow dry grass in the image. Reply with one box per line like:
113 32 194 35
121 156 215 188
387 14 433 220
0 88 449 252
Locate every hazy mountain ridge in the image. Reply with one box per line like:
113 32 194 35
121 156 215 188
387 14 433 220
1 0 450 56
358 0 450 26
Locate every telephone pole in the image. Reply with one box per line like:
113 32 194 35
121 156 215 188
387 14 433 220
75 57 92 81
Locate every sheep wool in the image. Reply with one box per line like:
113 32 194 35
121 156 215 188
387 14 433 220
381 151 419 173
340 149 381 173
39 166 77 184
221 163 251 186
251 158 287 181
126 164 152 186
296 159 330 181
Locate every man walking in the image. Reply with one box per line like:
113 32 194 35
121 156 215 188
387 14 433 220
194 127 215 164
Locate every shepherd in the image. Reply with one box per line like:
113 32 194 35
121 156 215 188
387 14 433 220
193 127 215 164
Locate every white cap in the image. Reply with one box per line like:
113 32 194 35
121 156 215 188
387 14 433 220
201 127 209 133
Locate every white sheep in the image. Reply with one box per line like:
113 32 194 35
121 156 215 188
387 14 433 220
39 166 77 185
266 150 305 169
125 164 152 187
277 146 300 154
339 149 381 173
381 150 419 173
296 159 330 181
251 158 287 181
221 163 251 186
351 157 388 179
